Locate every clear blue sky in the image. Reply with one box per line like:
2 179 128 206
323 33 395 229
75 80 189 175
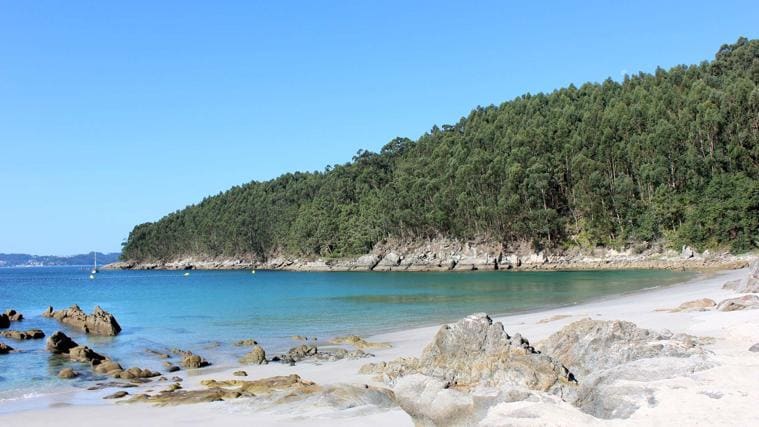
1 1 757 255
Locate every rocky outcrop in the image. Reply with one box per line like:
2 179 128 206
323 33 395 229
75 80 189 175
4 309 23 322
46 331 79 354
111 239 753 272
538 318 713 419
360 313 576 425
43 305 121 336
722 260 759 293
330 335 392 350
716 294 759 311
0 329 44 340
0 342 13 354
239 344 267 365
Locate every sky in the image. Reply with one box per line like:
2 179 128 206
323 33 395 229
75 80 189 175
0 1 757 255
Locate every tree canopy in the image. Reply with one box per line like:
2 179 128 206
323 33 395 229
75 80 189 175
122 38 759 261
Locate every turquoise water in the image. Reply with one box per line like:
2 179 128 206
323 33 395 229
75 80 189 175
0 267 694 402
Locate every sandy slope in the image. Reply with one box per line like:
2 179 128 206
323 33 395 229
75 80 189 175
2 267 758 426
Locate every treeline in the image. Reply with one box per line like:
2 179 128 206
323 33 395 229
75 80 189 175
122 38 759 261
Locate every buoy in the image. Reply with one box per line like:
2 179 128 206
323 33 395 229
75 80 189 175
89 274 95 280
184 272 190 277
251 270 256 274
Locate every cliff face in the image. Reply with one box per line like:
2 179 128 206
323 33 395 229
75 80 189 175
106 238 751 272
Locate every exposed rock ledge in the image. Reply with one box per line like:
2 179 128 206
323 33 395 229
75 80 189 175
106 239 753 272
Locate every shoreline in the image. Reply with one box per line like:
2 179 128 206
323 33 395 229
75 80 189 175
2 264 758 425
105 251 753 273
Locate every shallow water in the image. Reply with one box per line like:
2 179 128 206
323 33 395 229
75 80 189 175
0 267 694 403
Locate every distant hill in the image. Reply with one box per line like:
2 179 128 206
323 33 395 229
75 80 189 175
0 252 121 268
122 38 758 263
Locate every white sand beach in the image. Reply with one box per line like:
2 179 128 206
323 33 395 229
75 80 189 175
2 266 758 426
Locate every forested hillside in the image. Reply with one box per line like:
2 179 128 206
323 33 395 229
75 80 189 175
122 38 759 261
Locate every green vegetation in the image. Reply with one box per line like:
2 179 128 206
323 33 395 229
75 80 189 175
122 38 759 261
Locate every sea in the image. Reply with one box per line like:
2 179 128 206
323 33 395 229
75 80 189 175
0 266 695 407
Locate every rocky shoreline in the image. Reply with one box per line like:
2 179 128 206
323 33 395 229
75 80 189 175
105 238 754 272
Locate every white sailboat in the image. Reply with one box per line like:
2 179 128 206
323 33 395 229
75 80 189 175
91 252 98 275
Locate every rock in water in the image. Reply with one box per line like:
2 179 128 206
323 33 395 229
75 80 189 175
0 342 13 354
182 354 210 369
58 368 79 379
716 294 759 311
0 329 45 340
68 345 107 365
103 391 129 399
43 305 121 336
4 309 23 321
0 314 9 329
538 318 713 419
46 331 79 354
239 344 267 365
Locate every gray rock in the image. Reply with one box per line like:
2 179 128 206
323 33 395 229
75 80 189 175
716 294 759 311
722 261 759 293
749 343 759 352
361 313 576 425
680 245 695 259
538 318 713 419
233 370 248 376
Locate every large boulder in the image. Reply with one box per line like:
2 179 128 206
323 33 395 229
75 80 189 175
716 294 759 311
43 305 121 336
360 313 576 425
46 331 79 354
239 344 267 365
538 318 713 419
